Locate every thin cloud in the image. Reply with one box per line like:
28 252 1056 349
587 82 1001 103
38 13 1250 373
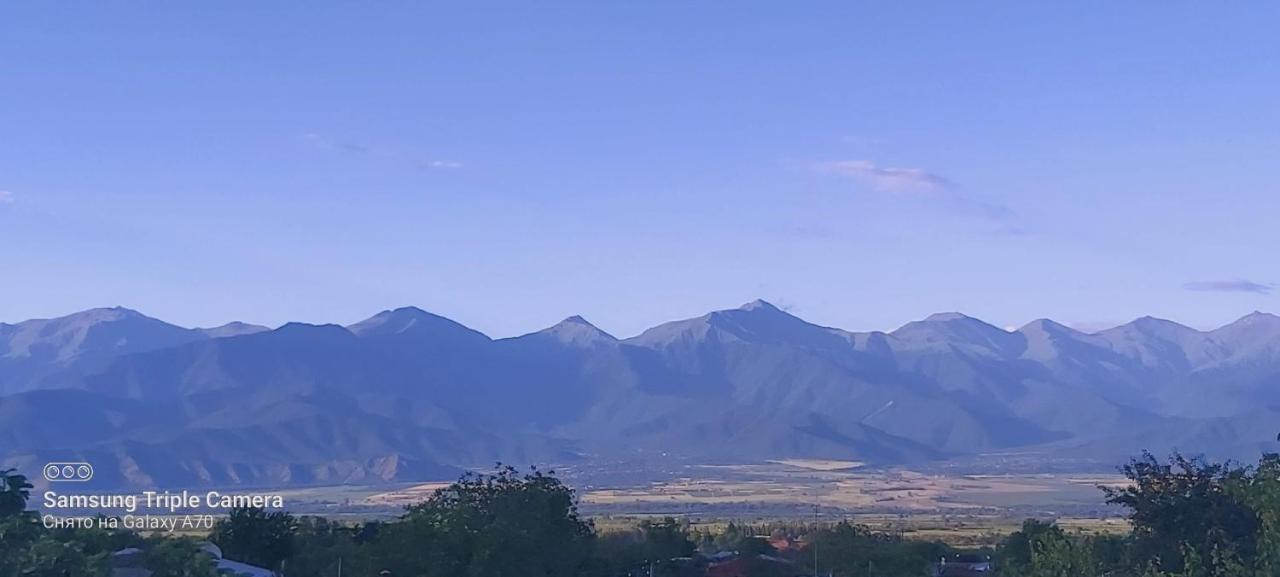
301 133 462 169
1184 280 1274 294
814 159 951 193
812 159 1019 228
423 160 464 169
953 196 1015 221
302 133 371 154
0 190 13 204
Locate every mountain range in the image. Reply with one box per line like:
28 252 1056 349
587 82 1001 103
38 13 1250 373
2 301 1279 489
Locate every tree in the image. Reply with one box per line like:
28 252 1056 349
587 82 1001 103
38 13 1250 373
712 522 748 552
143 537 220 577
640 517 697 562
998 519 1067 574
0 468 42 577
211 506 298 571
6 536 110 577
283 517 372 577
1227 453 1280 574
1023 534 1100 577
379 465 596 577
809 521 944 577
735 535 775 557
1105 452 1259 574
0 468 32 519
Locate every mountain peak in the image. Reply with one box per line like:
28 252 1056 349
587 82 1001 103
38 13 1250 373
352 306 435 328
1235 311 1278 324
1019 318 1077 334
348 307 490 343
1209 311 1280 342
12 306 176 334
739 299 781 312
1132 315 1180 326
276 321 349 333
1120 315 1201 337
63 307 146 324
536 315 616 346
0 307 201 374
923 312 973 323
893 312 1021 356
385 306 431 317
629 299 847 350
196 321 270 339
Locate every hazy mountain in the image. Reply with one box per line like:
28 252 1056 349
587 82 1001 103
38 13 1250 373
0 307 205 395
3 301 1280 489
622 301 1054 455
348 306 490 345
196 321 270 338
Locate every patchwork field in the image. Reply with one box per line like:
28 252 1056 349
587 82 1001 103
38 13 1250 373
268 459 1130 544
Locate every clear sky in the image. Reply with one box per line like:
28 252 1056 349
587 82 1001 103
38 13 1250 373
2 2 1278 337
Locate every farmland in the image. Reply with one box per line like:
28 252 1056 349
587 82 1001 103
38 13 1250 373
265 458 1130 545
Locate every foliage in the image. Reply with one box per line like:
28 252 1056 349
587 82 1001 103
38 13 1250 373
996 521 1121 577
640 517 698 561
280 516 370 577
735 535 775 557
808 521 946 577
1104 452 1259 575
143 537 220 577
373 465 596 577
6 535 110 577
0 468 32 519
596 517 699 576
999 452 1280 577
7 450 1280 577
211 506 299 571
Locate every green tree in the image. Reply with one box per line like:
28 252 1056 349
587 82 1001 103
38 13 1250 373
640 517 697 562
0 468 32 519
7 536 110 577
0 512 134 577
283 517 372 577
712 522 748 552
809 521 945 577
1024 534 1098 577
1228 453 1280 576
375 465 595 577
1105 452 1259 574
998 519 1067 574
211 506 298 571
143 537 220 577
735 535 775 557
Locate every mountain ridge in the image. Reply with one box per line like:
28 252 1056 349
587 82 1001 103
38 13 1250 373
3 301 1279 489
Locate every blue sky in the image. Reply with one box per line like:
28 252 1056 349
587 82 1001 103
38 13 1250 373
2 2 1279 337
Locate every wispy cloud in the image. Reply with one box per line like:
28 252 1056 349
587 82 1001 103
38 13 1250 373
0 190 13 204
1184 280 1274 294
301 133 462 170
812 159 1020 229
424 160 464 169
303 133 372 154
813 160 951 193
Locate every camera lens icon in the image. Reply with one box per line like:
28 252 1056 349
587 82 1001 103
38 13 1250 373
43 462 93 482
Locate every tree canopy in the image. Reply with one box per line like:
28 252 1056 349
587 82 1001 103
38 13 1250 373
3 451 1280 577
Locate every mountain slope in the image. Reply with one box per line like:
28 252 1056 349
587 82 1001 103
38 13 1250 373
3 302 1280 488
0 308 205 395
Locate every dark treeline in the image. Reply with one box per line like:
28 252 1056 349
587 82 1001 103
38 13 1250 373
993 452 1280 577
3 453 1280 577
